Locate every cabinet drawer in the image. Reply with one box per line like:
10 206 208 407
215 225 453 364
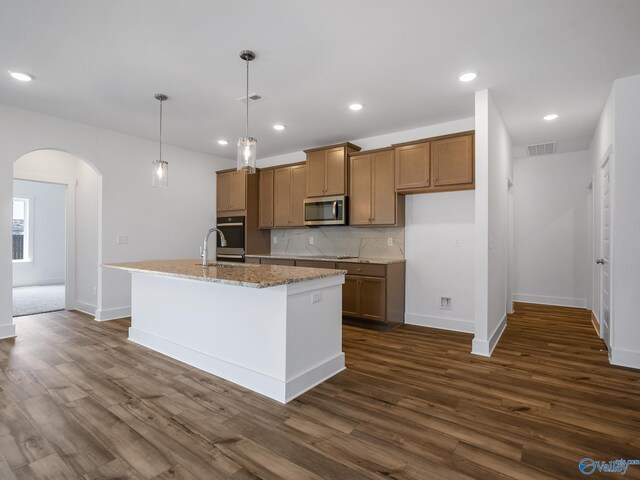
337 262 386 277
261 258 295 266
295 260 336 269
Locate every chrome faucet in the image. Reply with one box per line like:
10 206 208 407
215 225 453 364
201 228 227 266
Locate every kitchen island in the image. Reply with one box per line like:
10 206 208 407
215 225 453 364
103 259 346 403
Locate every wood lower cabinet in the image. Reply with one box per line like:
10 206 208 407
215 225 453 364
258 169 274 229
217 170 247 213
294 260 336 269
394 132 474 194
245 256 405 329
274 164 306 228
305 143 361 197
350 148 404 226
338 261 405 329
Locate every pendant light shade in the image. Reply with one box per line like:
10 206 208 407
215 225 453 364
152 93 169 187
237 50 257 174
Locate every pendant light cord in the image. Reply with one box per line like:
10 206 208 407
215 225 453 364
246 57 249 138
159 98 163 161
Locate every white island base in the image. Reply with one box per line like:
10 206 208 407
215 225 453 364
127 271 345 403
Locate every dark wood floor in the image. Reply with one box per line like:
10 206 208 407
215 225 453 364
1 303 639 479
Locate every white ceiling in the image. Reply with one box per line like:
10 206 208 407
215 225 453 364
1 0 639 160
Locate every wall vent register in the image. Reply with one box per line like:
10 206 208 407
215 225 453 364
526 142 555 157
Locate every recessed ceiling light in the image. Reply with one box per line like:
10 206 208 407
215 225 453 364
349 103 363 111
217 139 229 145
273 124 286 131
9 71 34 82
458 72 477 82
543 113 559 121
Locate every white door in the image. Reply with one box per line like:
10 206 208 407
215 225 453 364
598 159 611 348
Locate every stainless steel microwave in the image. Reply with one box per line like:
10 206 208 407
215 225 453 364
304 195 347 226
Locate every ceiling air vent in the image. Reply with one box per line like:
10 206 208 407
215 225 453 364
237 93 263 104
526 142 555 157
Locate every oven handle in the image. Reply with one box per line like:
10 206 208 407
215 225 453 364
332 201 337 219
216 254 245 259
217 222 244 227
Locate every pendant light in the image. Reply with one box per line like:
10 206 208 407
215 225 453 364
152 93 169 187
237 50 257 174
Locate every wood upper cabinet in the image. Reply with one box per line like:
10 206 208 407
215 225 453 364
394 132 474 194
217 171 247 212
431 134 474 186
305 143 361 197
258 169 274 229
291 165 307 226
273 164 306 228
395 142 430 191
350 149 403 226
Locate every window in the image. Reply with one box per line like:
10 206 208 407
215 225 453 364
12 198 30 261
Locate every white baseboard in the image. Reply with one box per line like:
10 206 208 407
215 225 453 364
472 314 507 357
95 306 131 322
610 347 640 370
513 293 586 308
0 323 16 340
405 313 474 333
75 301 96 316
129 327 345 404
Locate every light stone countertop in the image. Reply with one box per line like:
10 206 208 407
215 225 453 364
103 259 346 289
245 254 406 265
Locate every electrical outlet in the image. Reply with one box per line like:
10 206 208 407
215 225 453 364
440 297 452 309
387 237 393 247
454 238 461 247
309 236 314 245
312 292 322 304
273 236 278 244
116 234 128 245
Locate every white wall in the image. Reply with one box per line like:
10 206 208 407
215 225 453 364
0 104 232 338
257 117 477 333
405 191 475 332
473 90 513 356
12 180 66 287
609 74 640 369
513 151 591 308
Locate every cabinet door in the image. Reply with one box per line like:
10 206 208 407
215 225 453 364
306 150 326 197
395 143 430 191
342 275 360 317
359 276 386 322
325 146 346 196
228 171 247 210
431 135 473 186
259 169 274 228
349 154 372 225
371 150 396 225
273 167 292 227
290 165 307 227
216 172 230 212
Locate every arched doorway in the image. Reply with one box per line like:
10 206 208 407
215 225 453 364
12 149 102 319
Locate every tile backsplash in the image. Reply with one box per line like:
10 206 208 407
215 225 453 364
271 226 405 259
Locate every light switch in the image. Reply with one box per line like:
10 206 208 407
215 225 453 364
273 236 278 244
116 234 128 245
